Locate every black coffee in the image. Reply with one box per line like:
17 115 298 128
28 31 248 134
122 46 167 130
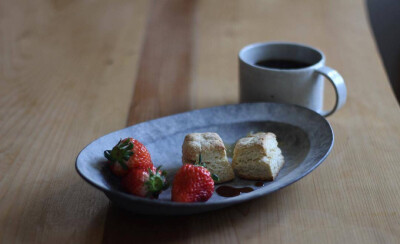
255 59 311 69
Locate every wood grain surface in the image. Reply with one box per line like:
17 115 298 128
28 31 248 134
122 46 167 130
127 0 195 125
1 0 399 243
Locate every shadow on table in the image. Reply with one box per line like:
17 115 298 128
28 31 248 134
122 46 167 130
366 0 400 104
101 187 296 244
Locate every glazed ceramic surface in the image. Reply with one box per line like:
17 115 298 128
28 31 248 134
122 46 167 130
76 103 333 215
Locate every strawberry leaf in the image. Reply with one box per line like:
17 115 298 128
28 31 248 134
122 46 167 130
144 167 168 198
103 138 134 170
195 154 206 167
118 160 129 170
211 173 219 182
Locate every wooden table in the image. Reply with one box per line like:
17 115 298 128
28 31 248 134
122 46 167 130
1 0 399 243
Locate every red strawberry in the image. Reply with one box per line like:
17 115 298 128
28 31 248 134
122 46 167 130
104 138 153 176
172 163 215 202
122 166 169 198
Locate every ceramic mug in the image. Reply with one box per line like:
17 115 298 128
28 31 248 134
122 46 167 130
239 42 347 116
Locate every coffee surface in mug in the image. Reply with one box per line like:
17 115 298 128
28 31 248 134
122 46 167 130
255 59 311 69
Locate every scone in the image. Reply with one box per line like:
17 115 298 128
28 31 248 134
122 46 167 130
232 132 284 181
182 132 235 183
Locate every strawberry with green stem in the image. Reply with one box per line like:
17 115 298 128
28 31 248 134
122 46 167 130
104 138 153 177
172 154 218 202
122 166 169 198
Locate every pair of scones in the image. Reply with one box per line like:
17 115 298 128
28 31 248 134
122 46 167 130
182 132 285 183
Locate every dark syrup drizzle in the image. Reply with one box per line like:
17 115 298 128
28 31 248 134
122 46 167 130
255 181 265 187
216 186 254 197
216 181 267 197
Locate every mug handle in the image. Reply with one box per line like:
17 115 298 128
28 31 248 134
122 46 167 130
315 66 347 117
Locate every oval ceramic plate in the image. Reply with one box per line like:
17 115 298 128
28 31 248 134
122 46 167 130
76 103 333 215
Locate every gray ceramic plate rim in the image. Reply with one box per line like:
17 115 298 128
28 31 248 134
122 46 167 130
76 102 334 207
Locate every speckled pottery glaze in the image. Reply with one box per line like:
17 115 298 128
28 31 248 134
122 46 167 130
76 103 333 215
